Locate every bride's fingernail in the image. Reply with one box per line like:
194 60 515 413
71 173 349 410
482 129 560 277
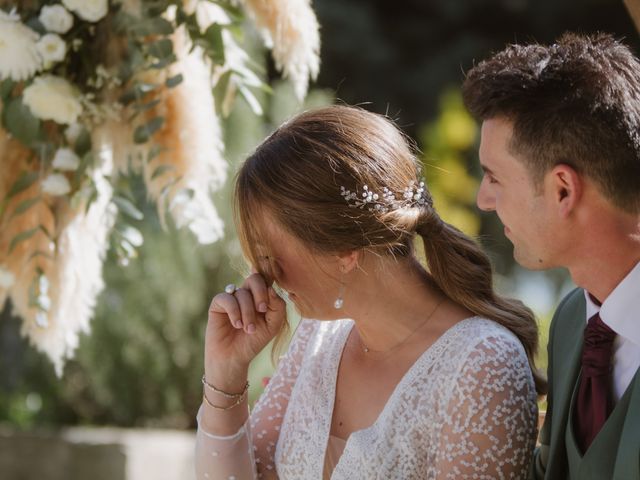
233 321 242 329
247 323 256 334
258 302 268 312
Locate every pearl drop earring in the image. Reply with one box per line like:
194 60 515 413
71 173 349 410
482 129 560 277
334 268 346 309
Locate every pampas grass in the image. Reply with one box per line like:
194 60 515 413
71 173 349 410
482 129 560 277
0 128 114 375
241 0 320 100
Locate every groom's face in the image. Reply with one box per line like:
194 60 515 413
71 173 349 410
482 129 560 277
476 117 557 270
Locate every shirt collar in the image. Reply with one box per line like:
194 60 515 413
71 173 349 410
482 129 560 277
583 261 640 347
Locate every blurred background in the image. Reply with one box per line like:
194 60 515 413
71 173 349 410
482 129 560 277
1 0 638 478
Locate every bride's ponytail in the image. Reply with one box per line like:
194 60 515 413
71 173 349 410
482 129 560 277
417 209 547 395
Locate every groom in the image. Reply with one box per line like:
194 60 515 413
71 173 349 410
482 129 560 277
462 33 640 479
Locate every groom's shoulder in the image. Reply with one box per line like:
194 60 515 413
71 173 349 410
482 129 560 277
550 287 585 334
555 288 585 316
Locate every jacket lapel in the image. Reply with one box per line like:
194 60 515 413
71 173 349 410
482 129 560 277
547 290 586 475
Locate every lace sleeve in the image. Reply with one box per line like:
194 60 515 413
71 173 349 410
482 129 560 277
195 319 317 480
434 332 538 479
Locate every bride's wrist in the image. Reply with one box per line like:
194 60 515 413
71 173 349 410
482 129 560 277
204 363 249 394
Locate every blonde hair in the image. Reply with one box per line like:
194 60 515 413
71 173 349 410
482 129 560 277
234 105 546 394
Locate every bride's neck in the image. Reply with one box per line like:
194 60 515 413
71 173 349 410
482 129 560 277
342 256 445 353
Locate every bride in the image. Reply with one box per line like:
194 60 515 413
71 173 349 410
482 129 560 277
195 105 545 479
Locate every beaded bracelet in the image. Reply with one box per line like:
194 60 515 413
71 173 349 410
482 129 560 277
202 389 248 411
201 374 249 399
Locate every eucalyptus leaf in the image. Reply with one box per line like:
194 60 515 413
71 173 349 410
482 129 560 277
151 164 175 179
129 17 174 36
203 24 225 65
238 84 263 116
0 78 15 100
165 74 183 88
148 38 174 60
113 195 144 221
213 70 234 117
39 224 52 239
75 129 92 156
2 98 41 146
133 116 164 144
9 227 40 254
147 144 166 161
149 55 177 69
7 172 39 199
9 196 41 220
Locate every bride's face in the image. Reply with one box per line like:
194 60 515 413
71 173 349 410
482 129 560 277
257 213 345 320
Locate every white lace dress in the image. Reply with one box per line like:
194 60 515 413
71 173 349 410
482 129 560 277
196 317 538 479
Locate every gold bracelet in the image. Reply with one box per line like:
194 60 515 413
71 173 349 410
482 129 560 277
202 389 247 411
201 374 249 399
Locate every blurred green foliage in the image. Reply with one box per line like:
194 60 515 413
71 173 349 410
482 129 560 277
419 89 479 237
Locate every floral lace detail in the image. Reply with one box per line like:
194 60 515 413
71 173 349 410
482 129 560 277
196 317 537 480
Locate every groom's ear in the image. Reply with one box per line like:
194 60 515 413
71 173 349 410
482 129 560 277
548 164 582 218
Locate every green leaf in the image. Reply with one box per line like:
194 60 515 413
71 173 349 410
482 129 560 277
132 99 161 114
113 195 144 221
2 98 41 146
165 73 183 89
213 70 233 117
147 143 166 161
133 116 164 144
149 55 177 69
9 227 39 254
0 78 15 100
7 172 39 199
148 38 174 60
74 129 92 156
129 17 174 36
203 24 225 65
119 82 157 104
238 84 263 116
151 164 175 179
9 196 40 220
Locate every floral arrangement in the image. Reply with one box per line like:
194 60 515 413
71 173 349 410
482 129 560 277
0 0 320 374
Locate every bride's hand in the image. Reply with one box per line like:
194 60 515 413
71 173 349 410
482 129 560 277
204 273 287 373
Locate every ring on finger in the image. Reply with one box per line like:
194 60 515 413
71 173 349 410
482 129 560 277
224 283 237 295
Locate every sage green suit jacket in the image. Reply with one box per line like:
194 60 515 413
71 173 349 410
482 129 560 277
530 288 640 480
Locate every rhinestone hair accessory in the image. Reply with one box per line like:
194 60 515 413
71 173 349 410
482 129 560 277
340 179 431 214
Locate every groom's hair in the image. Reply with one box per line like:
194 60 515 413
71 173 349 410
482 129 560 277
462 32 640 214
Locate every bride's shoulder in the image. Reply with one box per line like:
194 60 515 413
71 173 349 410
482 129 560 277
445 316 528 363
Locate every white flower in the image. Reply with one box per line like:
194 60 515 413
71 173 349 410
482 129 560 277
0 266 15 289
36 34 67 67
52 147 80 171
41 173 71 196
62 0 108 23
64 123 83 145
39 5 74 34
0 12 42 81
23 75 82 125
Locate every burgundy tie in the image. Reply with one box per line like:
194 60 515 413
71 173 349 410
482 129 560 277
573 312 617 453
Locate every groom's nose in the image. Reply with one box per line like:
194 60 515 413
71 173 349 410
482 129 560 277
476 179 496 212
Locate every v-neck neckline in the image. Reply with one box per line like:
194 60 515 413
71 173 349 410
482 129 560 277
325 316 480 478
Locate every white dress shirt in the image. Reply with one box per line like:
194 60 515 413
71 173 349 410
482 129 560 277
584 261 640 402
